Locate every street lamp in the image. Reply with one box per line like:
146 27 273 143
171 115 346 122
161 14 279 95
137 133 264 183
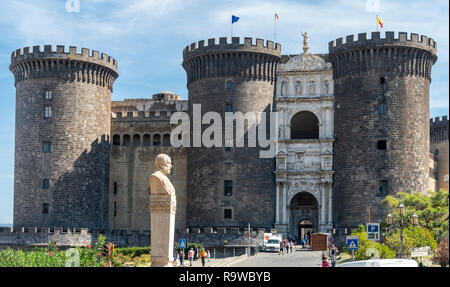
411 212 419 226
397 202 405 216
386 213 393 225
385 202 418 258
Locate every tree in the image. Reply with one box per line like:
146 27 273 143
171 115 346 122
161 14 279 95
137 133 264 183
432 240 449 267
382 189 449 243
384 226 437 257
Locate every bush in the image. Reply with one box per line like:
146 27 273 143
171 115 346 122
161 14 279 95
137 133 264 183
115 247 151 258
0 234 122 267
384 226 437 257
432 240 449 267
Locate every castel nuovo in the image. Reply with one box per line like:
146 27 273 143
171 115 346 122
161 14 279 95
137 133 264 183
5 31 448 247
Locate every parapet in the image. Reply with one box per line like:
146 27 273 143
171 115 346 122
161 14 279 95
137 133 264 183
183 37 281 60
329 32 437 55
11 45 117 72
430 116 449 125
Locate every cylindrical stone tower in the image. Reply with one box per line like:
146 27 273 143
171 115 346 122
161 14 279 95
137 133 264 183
10 45 119 229
328 32 437 229
182 37 281 228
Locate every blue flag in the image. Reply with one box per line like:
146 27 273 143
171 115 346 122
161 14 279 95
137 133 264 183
232 15 240 24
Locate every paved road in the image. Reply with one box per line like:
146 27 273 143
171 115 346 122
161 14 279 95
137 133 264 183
231 248 323 267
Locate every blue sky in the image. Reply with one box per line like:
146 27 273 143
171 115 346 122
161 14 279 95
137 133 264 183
0 0 448 224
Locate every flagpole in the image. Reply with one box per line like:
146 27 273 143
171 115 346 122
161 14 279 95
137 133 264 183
231 16 233 38
376 15 378 32
274 16 276 42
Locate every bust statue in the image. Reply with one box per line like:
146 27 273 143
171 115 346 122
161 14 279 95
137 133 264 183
149 154 177 267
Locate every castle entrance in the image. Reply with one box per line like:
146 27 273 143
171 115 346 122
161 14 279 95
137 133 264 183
298 219 313 241
289 192 318 240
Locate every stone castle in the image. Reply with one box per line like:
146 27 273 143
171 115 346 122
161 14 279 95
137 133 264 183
5 31 449 247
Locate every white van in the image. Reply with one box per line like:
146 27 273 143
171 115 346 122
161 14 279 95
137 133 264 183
338 259 419 267
264 235 282 253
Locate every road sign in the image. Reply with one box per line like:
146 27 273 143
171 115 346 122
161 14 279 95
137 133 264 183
367 223 380 241
346 236 359 250
411 246 431 258
179 238 186 249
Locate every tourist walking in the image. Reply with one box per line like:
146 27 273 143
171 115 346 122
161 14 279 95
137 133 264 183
279 242 284 255
200 249 208 267
179 250 185 267
285 241 290 254
194 246 198 261
188 248 194 266
330 244 338 267
207 250 211 262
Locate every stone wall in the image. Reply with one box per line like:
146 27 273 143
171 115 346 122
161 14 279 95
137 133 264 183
183 37 281 229
10 45 118 229
0 227 268 248
430 116 449 191
110 97 188 232
328 32 438 231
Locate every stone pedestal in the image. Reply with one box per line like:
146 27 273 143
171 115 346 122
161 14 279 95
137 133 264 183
150 194 176 267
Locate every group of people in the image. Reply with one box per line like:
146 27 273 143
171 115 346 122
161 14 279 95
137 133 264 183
300 233 310 248
279 239 295 255
175 246 210 267
322 244 339 267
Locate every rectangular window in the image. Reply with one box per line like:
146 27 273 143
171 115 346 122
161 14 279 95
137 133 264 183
224 181 233 196
113 202 117 217
45 91 52 100
378 103 386 115
380 77 385 85
377 140 387 150
113 182 118 195
379 180 388 196
44 106 52 118
226 80 233 90
42 203 49 215
224 208 232 219
43 142 52 153
225 103 233 113
43 179 50 190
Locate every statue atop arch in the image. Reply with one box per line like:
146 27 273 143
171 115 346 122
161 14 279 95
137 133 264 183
302 32 310 54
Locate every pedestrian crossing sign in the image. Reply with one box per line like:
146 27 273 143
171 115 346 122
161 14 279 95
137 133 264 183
179 238 186 249
346 236 359 250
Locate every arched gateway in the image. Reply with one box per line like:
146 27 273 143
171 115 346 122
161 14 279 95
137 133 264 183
289 192 318 239
274 33 335 237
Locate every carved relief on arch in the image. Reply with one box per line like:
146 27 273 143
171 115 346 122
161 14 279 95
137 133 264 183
287 183 320 205
295 79 303 96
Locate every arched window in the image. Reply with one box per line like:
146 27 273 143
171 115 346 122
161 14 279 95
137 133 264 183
153 134 161 146
163 134 171 146
143 134 151 146
123 134 131 146
112 134 120 146
290 111 319 139
133 134 141 146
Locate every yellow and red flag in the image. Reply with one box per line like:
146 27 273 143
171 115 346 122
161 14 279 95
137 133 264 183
377 16 384 28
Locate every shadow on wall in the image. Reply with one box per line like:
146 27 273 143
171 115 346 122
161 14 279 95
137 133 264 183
44 135 110 230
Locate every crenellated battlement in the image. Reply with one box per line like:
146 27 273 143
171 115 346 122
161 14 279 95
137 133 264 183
430 116 449 125
183 37 281 60
11 45 117 71
430 116 449 145
9 45 119 90
182 37 281 85
328 31 438 80
329 31 437 54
